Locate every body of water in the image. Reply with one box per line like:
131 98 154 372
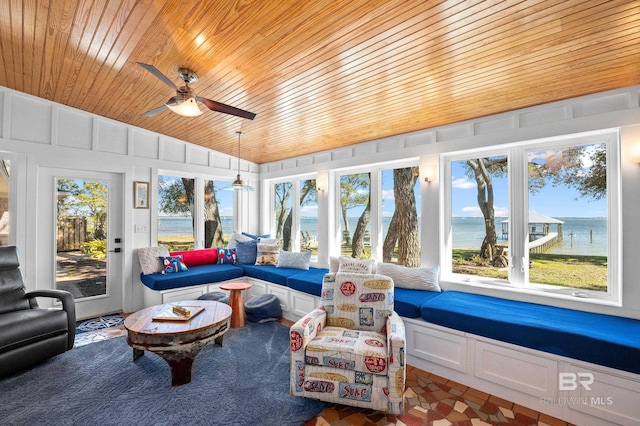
159 216 606 256
452 217 607 256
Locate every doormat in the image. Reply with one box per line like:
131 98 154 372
75 313 125 334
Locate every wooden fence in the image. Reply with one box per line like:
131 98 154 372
57 217 87 251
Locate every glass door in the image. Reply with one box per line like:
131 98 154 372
43 169 123 319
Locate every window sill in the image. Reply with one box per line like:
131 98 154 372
440 275 622 309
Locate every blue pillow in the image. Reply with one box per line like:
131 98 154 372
160 255 188 273
217 248 237 265
277 251 312 270
236 239 258 264
242 232 271 240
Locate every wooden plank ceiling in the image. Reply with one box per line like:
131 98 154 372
0 0 638 164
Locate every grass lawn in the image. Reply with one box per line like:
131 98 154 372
453 249 607 291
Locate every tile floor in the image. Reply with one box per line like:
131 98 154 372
77 319 573 426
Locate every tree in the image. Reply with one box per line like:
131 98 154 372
468 143 606 262
531 144 607 200
466 158 506 260
281 179 317 251
204 181 225 248
273 182 293 242
57 179 107 240
340 174 370 247
158 176 225 248
382 166 420 266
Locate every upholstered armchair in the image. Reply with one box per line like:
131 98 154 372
0 246 76 377
290 272 406 413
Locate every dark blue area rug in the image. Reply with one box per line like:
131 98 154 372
2 322 328 425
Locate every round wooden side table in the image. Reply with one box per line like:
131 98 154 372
219 281 252 328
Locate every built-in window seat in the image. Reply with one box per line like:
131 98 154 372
137 249 640 425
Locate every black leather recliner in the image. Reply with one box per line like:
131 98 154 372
0 246 76 377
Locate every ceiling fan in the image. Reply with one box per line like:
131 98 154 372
137 62 256 120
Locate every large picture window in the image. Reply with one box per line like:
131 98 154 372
381 166 421 265
443 131 620 303
158 174 233 250
339 172 371 259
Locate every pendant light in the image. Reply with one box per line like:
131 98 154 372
223 131 254 191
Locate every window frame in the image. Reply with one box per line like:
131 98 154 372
157 170 234 249
440 130 622 306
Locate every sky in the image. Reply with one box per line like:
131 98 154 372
451 158 608 218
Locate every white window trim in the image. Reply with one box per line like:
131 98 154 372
440 129 622 306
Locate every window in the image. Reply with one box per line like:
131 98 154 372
158 174 234 250
381 166 421 265
339 172 371 259
300 179 318 257
158 175 195 250
273 181 293 249
204 179 233 248
443 131 620 303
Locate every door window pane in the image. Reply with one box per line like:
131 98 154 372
450 156 509 279
382 166 421 265
527 143 608 292
340 173 371 259
56 178 107 299
158 175 195 250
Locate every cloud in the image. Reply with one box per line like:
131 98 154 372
381 189 394 201
301 205 318 215
452 177 476 189
460 205 509 217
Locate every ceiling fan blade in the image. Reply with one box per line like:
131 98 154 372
141 97 177 116
137 62 179 91
197 97 256 120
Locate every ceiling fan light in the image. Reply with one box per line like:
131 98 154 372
166 97 202 117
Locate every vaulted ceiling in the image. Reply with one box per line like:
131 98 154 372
1 1 638 164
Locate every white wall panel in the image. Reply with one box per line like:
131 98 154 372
9 93 51 144
187 144 209 166
520 106 568 127
131 128 159 159
57 108 92 150
96 119 128 155
160 137 186 163
573 93 632 118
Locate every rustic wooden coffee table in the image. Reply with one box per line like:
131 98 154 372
124 300 232 386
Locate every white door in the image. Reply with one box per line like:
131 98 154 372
40 168 123 319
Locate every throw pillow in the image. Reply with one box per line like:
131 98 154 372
227 231 253 249
329 256 340 272
376 262 441 292
257 237 279 245
277 251 312 270
138 246 170 275
338 256 375 274
217 247 237 264
255 243 280 266
160 255 188 273
242 232 271 240
236 239 258 264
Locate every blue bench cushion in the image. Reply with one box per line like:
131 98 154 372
420 291 640 374
140 264 244 291
239 264 312 286
393 288 442 318
286 268 329 296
